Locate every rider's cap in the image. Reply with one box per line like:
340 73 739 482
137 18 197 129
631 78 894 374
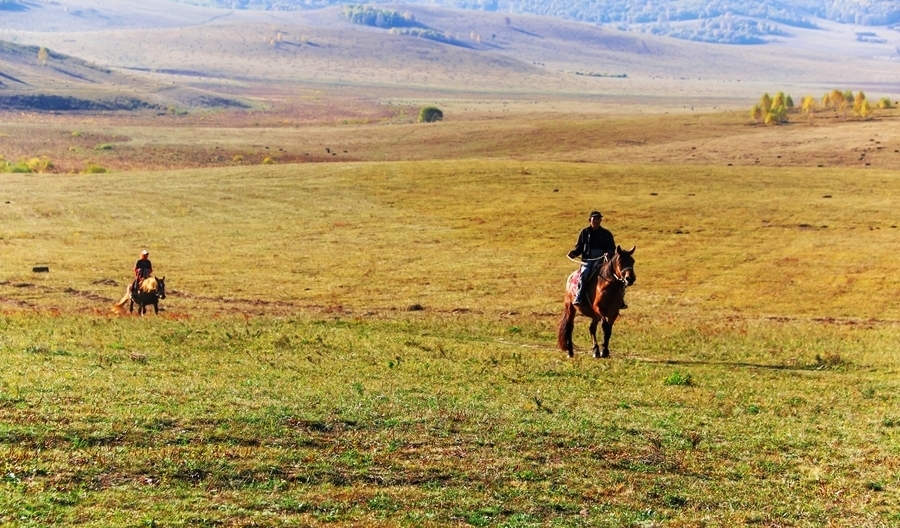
141 250 149 255
589 211 603 218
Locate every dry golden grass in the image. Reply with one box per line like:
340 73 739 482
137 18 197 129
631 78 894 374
1 151 899 322
3 103 900 173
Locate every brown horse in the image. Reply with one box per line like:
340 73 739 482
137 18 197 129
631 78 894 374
112 276 166 315
558 246 635 358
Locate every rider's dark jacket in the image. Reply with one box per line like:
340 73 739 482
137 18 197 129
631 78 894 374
134 259 153 278
568 226 616 260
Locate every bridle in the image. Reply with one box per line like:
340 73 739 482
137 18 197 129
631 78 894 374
600 254 634 286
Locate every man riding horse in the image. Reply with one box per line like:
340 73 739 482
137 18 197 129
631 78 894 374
567 211 625 308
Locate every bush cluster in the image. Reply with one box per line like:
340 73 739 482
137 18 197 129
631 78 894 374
0 156 54 173
751 88 890 125
342 5 415 28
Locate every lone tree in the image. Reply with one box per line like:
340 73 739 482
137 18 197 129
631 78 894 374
418 106 443 123
37 46 49 65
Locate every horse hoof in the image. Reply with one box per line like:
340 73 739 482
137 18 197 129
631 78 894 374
601 350 610 358
567 351 574 358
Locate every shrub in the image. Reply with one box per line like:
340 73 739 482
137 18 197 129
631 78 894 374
0 157 32 173
94 144 112 151
82 163 108 174
877 97 893 109
262 157 274 164
663 371 693 386
25 157 53 173
418 106 443 123
232 154 243 163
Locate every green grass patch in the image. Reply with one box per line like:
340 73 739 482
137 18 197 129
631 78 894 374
0 314 899 525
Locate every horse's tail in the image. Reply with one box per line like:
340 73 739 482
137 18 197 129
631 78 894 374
557 300 575 352
110 288 130 313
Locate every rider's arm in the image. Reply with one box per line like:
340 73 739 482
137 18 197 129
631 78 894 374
568 229 586 258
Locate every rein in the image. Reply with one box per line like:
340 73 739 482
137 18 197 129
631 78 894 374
567 255 607 263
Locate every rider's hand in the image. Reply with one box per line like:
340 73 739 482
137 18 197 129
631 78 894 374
567 251 578 259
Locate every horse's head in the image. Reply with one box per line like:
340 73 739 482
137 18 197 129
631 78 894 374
156 276 166 299
614 245 636 286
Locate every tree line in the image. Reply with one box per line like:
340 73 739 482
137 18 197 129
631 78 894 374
169 0 900 29
751 90 894 125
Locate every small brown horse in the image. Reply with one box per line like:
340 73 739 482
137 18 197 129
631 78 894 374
558 246 635 358
112 276 166 315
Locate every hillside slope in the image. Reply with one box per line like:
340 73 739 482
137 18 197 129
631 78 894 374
0 38 251 111
1 1 899 108
154 0 900 44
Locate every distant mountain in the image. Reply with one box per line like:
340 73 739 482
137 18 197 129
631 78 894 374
161 0 900 44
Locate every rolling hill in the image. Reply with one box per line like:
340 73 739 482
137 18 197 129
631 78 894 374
1 0 899 111
159 0 900 44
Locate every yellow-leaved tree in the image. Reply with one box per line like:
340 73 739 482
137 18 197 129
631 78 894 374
800 95 817 114
759 93 772 113
856 98 873 119
852 91 867 117
37 47 49 65
750 104 764 123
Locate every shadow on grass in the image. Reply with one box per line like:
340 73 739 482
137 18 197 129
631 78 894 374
629 356 842 372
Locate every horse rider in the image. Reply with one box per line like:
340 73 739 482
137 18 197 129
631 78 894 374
131 250 153 297
568 211 624 307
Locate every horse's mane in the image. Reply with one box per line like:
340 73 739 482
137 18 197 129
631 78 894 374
139 277 158 293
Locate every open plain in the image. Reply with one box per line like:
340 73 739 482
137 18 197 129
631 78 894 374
2 1 900 526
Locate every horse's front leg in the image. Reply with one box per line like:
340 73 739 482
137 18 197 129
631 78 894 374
153 301 158 315
589 317 601 358
129 299 134 313
600 319 613 358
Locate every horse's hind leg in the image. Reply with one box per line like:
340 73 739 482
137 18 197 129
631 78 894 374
589 317 601 358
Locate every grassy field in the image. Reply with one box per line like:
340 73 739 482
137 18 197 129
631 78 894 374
2 107 900 526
